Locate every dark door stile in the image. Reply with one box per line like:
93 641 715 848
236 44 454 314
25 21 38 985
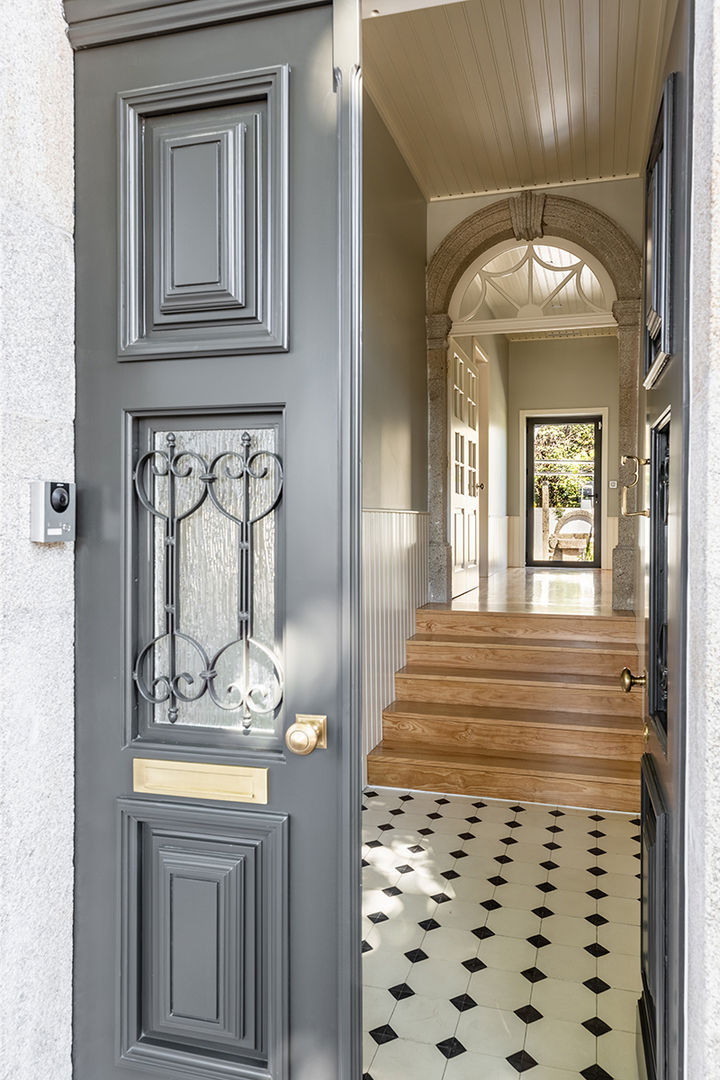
68 4 362 1080
524 414 603 570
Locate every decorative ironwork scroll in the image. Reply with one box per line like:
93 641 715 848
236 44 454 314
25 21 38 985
133 430 283 732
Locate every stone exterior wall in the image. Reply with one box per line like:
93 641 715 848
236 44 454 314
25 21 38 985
686 1 720 1071
0 4 75 1079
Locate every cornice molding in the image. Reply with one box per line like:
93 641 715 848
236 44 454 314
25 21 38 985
63 0 328 49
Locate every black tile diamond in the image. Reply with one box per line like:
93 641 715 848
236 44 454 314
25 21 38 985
586 912 609 926
418 828 434 836
515 1004 543 1024
587 888 608 900
449 849 468 859
427 812 442 820
540 860 559 871
431 892 452 904
532 906 554 919
388 983 415 1001
547 825 563 834
465 815 482 824
436 1037 466 1059
500 836 518 845
383 886 402 897
543 842 561 850
507 1049 538 1072
395 864 414 874
369 1024 398 1045
363 1073 374 1080
361 805 368 811
366 840 383 849
473 801 487 809
362 859 369 868
442 869 460 881
472 925 495 940
405 948 428 963
365 790 379 798
510 805 526 813
408 844 425 853
361 939 372 953
521 966 547 984
581 1066 614 1080
378 823 394 832
399 794 414 801
589 813 605 821
536 881 557 893
450 993 477 1012
505 820 522 829
632 833 642 843
488 875 507 887
458 832 474 841
585 942 610 958
418 918 441 932
462 957 487 972
527 934 551 949
584 976 611 994
634 851 642 860
436 797 450 805
582 1016 612 1037
481 898 502 911
367 911 388 924
588 866 607 876
495 854 513 864
630 817 641 825
589 829 606 838
549 809 565 817
389 808 405 816
588 847 606 856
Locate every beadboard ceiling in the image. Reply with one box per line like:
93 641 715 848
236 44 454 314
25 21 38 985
363 0 679 200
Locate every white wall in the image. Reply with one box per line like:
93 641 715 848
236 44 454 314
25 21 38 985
0 5 75 1080
427 176 644 259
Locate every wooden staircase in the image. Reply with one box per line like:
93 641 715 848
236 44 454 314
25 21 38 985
366 606 643 811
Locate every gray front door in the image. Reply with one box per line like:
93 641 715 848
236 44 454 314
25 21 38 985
66 3 361 1079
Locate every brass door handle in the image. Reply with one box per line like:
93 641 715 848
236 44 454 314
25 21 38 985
285 714 327 755
620 667 647 692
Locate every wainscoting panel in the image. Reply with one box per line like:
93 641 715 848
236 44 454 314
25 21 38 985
488 515 509 576
362 510 429 757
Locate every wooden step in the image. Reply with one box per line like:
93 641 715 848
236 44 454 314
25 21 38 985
415 607 636 643
366 742 641 813
382 700 643 760
406 633 638 677
395 665 643 718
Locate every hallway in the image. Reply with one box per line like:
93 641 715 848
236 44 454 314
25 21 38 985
363 786 641 1080
440 569 619 616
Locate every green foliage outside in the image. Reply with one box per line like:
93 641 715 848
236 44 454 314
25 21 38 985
533 422 595 508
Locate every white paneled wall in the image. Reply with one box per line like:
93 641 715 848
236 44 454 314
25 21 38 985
362 510 429 757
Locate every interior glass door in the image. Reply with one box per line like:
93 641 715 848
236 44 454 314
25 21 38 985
525 416 602 568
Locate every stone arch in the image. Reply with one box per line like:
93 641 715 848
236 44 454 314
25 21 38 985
425 192 643 608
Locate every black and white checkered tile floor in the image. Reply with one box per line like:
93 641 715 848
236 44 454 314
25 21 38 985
362 787 641 1080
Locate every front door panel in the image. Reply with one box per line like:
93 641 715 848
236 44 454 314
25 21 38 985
71 7 360 1080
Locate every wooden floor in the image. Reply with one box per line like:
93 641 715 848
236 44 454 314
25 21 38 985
366 569 642 811
434 567 624 617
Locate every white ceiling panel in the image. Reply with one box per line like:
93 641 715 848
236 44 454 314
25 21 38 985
363 0 678 199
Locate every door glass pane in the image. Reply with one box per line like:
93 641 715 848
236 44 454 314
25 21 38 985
134 423 283 734
531 421 596 563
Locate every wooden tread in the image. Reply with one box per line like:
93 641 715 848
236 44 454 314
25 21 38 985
406 633 638 676
415 607 636 643
366 742 641 812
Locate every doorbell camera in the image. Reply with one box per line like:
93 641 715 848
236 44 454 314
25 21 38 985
30 481 76 542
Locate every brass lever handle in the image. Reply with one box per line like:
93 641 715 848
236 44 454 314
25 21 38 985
620 667 647 692
620 454 650 518
285 714 327 755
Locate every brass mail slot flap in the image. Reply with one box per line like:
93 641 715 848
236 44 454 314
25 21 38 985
133 758 268 805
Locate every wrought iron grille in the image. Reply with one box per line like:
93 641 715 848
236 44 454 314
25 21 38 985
133 429 284 732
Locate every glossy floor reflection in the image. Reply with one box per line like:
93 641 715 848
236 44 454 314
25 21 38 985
426 569 627 618
362 786 641 1080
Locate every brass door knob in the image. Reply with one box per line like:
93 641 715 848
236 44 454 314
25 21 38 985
285 714 327 755
620 667 647 692
643 722 650 743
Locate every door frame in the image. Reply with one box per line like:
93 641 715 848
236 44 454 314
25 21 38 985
447 335 482 597
519 406 610 571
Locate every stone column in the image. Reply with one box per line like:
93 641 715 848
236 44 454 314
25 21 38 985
611 299 643 610
427 313 452 601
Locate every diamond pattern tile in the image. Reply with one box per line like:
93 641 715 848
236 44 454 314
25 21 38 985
362 786 641 1080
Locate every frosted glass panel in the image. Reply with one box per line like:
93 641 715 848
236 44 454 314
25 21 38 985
133 424 282 734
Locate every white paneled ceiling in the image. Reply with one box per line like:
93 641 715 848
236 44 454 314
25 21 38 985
363 0 678 199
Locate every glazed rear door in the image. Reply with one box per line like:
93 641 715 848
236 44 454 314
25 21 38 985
69 4 361 1080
